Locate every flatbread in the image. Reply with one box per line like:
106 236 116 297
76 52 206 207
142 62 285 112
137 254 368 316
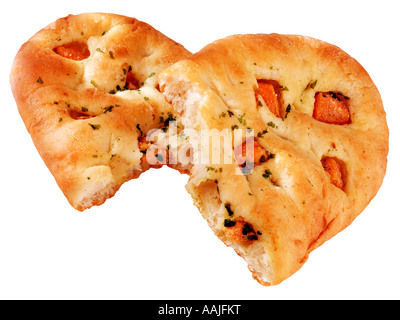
10 13 191 211
159 34 389 285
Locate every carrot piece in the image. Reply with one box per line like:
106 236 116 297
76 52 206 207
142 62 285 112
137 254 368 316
321 157 345 190
68 109 91 120
138 137 150 153
54 42 90 61
224 217 258 245
140 143 169 168
257 80 281 118
313 92 351 125
234 137 270 168
125 71 139 90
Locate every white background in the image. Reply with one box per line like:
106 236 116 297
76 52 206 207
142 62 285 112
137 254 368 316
0 0 399 300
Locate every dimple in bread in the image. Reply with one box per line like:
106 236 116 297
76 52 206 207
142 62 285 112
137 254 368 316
159 34 389 285
10 13 191 211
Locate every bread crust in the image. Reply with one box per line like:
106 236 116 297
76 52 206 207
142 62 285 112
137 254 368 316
10 13 191 211
159 34 389 285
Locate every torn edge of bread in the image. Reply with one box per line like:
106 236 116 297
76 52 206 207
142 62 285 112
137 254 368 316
189 179 273 285
160 72 274 285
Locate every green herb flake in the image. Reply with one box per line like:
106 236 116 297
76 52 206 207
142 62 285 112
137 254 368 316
225 204 234 217
310 80 318 89
81 107 88 112
281 86 289 91
262 169 272 179
231 124 239 131
257 129 268 138
148 72 156 78
238 113 247 126
144 96 150 101
285 104 292 119
37 77 44 85
242 224 253 235
96 48 105 53
267 121 277 128
109 51 115 59
58 117 63 123
246 235 259 241
163 112 176 126
329 91 350 101
89 123 101 130
90 80 98 88
227 110 234 117
104 105 115 113
136 124 143 136
224 219 237 228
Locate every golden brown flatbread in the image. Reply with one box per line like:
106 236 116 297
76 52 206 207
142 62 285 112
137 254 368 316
10 13 191 211
159 34 389 285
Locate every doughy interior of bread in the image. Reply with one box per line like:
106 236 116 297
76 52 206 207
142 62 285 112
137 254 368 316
193 179 272 285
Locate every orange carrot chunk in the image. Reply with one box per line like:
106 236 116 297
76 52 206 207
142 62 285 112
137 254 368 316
224 217 258 245
68 109 91 120
125 70 140 90
54 42 90 61
138 137 151 153
234 137 270 168
140 142 169 168
321 157 345 190
257 80 281 118
313 92 351 125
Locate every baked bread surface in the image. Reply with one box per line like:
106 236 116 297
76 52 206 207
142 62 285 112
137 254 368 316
159 34 389 285
10 13 191 211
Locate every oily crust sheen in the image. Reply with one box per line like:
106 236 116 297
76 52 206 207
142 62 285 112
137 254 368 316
10 13 190 211
159 34 389 285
